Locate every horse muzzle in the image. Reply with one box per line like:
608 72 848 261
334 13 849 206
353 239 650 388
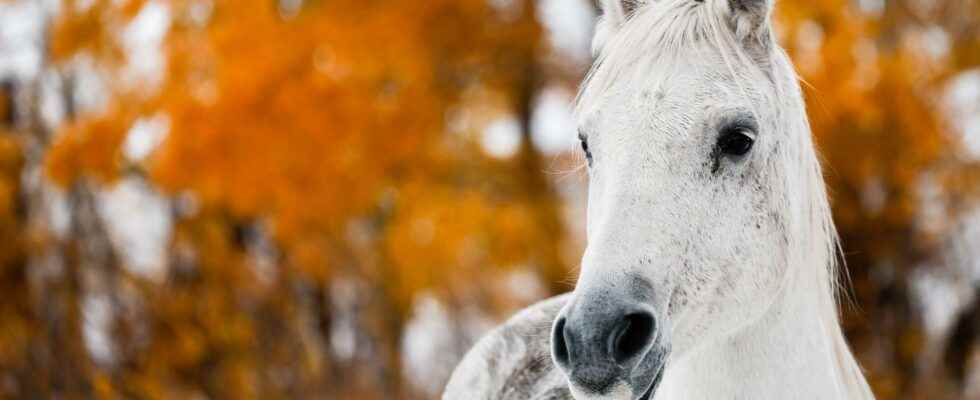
551 291 669 400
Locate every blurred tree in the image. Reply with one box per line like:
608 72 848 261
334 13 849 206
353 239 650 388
29 0 572 399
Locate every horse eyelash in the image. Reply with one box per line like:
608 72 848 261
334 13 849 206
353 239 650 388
579 132 594 167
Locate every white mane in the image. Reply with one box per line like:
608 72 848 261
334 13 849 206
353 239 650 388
579 1 872 397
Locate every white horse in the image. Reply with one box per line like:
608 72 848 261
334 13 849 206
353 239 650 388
444 0 875 399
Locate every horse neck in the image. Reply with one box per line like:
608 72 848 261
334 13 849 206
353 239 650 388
655 257 871 399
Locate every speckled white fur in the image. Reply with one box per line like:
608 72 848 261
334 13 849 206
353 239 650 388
444 0 875 399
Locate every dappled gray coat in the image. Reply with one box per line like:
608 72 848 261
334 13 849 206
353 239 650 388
442 295 571 400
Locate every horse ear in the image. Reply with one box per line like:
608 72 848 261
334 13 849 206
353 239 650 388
725 0 775 45
593 0 648 55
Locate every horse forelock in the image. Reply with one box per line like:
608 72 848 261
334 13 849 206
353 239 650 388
578 0 772 118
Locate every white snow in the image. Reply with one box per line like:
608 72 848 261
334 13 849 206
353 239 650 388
122 114 169 162
0 1 45 80
82 292 115 365
481 115 522 158
945 69 980 158
97 176 172 281
538 0 596 66
531 85 578 155
121 1 171 89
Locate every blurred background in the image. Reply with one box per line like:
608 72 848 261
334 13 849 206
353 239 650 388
0 0 978 399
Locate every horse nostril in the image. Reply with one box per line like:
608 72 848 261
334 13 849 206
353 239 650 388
552 316 571 368
611 312 656 364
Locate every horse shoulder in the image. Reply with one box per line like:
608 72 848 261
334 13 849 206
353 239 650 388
443 294 573 400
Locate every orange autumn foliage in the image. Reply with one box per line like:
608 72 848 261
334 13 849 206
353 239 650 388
0 0 975 399
41 0 568 398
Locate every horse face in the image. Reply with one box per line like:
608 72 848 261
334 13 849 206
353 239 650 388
552 1 786 399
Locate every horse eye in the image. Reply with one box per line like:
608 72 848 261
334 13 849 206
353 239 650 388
579 134 593 167
718 128 755 157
